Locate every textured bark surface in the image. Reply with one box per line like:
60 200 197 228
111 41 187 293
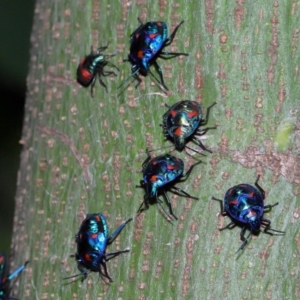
13 0 300 299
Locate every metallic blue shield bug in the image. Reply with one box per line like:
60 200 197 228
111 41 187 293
137 150 201 220
163 100 216 153
65 214 132 283
212 176 285 253
0 252 29 300
119 19 189 90
77 45 119 96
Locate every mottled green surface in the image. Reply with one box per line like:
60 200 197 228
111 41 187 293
275 118 296 151
13 1 299 299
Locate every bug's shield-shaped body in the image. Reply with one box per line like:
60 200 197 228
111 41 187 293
77 54 106 86
129 21 167 75
142 154 184 198
163 100 203 150
67 213 131 283
212 176 285 253
77 45 118 96
138 151 201 220
224 184 264 232
120 19 187 90
76 214 109 273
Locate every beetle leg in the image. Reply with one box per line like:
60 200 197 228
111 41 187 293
107 218 132 245
263 202 279 211
211 197 226 215
63 269 90 283
164 20 185 46
236 228 251 254
105 249 130 263
162 190 178 220
262 218 285 234
200 102 217 125
129 17 144 39
254 175 266 199
151 61 168 90
100 261 113 282
117 66 140 90
104 61 120 72
171 185 199 200
181 160 202 179
90 76 96 97
159 51 189 58
97 76 108 93
219 221 236 231
137 196 149 215
195 126 217 136
96 44 109 54
192 135 215 153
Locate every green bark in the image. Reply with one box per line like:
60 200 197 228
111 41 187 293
14 0 300 299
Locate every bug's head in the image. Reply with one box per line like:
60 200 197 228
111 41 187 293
139 59 149 76
140 179 156 199
247 209 262 232
167 125 187 150
173 135 186 150
145 182 158 199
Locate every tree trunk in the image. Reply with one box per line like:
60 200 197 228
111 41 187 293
13 1 300 299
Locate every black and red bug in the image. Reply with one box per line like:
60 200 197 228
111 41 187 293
163 100 216 153
119 19 188 90
64 214 132 283
212 176 285 253
137 149 201 220
77 45 119 96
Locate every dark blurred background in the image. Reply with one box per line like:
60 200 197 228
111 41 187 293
0 1 35 252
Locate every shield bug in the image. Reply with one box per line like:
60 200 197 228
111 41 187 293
212 175 285 253
77 45 119 96
0 252 29 300
65 214 132 283
119 19 188 90
163 100 216 153
137 149 201 220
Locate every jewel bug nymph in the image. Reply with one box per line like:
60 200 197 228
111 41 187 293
77 45 119 96
212 175 285 253
119 19 188 90
65 214 132 283
137 149 201 220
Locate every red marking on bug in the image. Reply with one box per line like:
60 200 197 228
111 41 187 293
157 22 162 26
135 33 140 39
167 164 176 170
150 175 158 182
170 110 177 117
187 111 198 118
80 68 92 81
149 33 158 39
248 209 257 217
95 215 100 221
0 256 3 264
248 192 254 198
229 199 239 205
91 234 97 239
137 50 144 59
85 254 92 261
174 128 183 136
